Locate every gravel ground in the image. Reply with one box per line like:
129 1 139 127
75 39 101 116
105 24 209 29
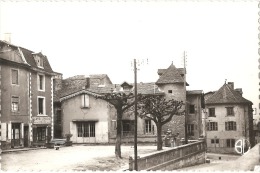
1 145 160 171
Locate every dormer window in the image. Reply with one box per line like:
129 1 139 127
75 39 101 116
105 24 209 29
34 55 44 68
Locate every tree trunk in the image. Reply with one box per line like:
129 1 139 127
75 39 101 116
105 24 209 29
115 108 123 158
156 123 163 151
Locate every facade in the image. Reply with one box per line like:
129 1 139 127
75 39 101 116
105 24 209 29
253 119 260 144
204 82 254 154
186 90 204 139
0 40 57 149
54 74 115 143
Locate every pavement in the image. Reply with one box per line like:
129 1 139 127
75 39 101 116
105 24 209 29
1 145 160 171
2 144 260 171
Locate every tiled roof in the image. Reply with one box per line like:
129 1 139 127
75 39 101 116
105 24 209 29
156 63 185 85
205 83 252 105
0 40 54 73
20 48 54 73
187 90 203 95
158 68 185 76
55 75 164 101
89 74 107 79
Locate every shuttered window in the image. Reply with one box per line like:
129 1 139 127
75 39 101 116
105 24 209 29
11 69 18 85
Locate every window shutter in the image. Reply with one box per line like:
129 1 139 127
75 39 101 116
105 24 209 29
82 94 89 107
2 123 6 141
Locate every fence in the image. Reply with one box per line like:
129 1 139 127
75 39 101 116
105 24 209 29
129 140 206 171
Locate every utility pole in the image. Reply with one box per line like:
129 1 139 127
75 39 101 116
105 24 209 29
183 51 188 144
134 59 138 170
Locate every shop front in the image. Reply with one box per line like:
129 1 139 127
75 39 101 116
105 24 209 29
32 117 52 147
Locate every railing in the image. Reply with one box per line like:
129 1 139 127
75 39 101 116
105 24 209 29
129 140 206 171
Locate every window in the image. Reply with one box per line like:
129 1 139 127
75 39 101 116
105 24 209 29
11 96 19 112
56 110 61 124
187 124 194 136
111 120 117 130
81 94 89 108
225 121 236 131
36 127 46 141
35 55 44 68
11 69 18 85
38 74 45 91
122 120 134 136
211 138 219 144
38 97 45 115
189 105 195 114
207 122 218 131
209 108 215 117
226 107 234 116
168 90 172 94
226 139 235 148
77 122 95 137
145 120 153 134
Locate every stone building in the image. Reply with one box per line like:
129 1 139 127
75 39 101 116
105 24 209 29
204 82 254 154
155 63 204 140
0 40 58 149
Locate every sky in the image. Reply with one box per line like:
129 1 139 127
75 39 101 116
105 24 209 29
0 1 259 118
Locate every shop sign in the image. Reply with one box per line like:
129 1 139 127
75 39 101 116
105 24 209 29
32 117 51 124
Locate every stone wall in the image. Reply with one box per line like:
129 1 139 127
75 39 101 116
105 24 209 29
129 141 206 171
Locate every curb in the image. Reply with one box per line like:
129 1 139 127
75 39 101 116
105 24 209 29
1 147 47 153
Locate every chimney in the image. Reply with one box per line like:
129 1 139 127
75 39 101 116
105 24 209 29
235 88 243 96
227 82 234 90
85 77 90 88
4 33 11 43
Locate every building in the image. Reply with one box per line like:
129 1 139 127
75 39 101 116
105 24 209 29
54 74 115 143
204 82 254 154
155 63 204 140
253 119 260 144
53 62 204 145
53 75 163 143
0 40 58 149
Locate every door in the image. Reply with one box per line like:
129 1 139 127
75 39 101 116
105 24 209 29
11 123 20 148
24 126 29 147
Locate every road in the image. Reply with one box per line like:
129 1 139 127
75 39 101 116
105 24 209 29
1 145 159 171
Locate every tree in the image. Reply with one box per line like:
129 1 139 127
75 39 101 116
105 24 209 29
137 95 184 150
97 92 135 158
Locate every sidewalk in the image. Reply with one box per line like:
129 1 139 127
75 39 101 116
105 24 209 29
1 147 47 153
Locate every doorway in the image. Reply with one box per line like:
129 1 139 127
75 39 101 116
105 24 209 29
24 126 29 147
11 123 21 148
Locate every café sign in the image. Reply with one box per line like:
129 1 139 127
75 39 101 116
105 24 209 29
32 117 51 124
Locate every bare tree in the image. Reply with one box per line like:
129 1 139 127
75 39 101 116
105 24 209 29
137 95 184 150
97 92 135 158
